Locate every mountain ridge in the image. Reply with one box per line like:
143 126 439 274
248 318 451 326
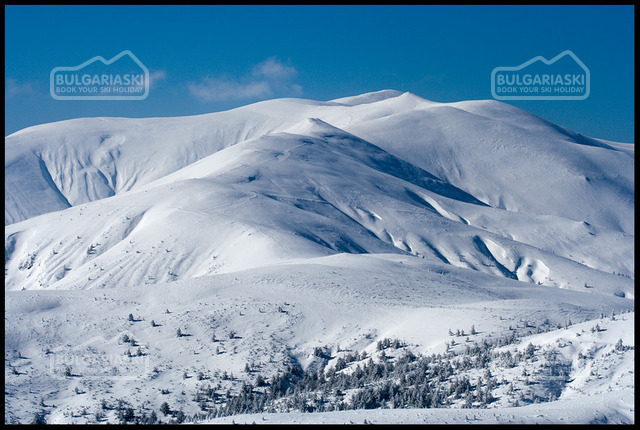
4 94 634 296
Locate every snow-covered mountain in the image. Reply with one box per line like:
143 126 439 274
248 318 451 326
4 90 634 292
6 90 634 231
4 90 634 424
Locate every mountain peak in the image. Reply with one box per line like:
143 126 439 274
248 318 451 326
284 117 347 137
329 89 405 106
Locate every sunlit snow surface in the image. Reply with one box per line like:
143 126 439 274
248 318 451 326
4 91 633 423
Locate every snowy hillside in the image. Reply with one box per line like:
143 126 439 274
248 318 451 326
4 90 634 424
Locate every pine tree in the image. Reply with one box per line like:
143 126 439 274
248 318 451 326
31 411 47 424
175 410 186 423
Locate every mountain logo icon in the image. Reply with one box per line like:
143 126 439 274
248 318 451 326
50 50 149 100
491 50 590 101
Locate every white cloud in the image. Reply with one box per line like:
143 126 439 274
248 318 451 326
252 57 297 81
5 78 35 97
188 57 302 102
189 79 271 102
148 69 167 88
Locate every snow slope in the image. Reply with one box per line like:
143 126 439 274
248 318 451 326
204 391 633 425
205 310 635 424
4 263 634 423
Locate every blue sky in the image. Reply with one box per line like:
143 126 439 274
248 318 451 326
4 5 634 142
